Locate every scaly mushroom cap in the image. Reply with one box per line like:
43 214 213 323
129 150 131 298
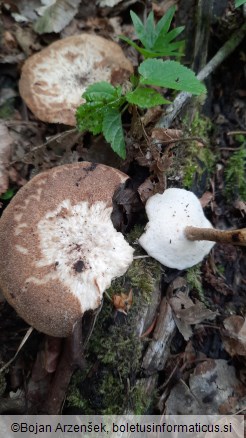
139 188 215 270
0 162 134 337
19 34 133 125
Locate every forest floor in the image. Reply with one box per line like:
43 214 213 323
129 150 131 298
0 0 245 417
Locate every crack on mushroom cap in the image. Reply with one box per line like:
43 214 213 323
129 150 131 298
19 34 133 125
0 162 134 337
139 188 215 270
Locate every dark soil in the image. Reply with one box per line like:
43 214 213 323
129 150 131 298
0 0 245 416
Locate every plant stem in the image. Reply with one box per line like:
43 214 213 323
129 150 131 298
185 226 246 246
156 21 246 129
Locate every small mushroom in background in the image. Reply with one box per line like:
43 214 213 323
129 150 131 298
139 188 246 270
0 161 134 413
19 34 133 126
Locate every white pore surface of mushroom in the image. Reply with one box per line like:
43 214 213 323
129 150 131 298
0 162 134 337
139 188 215 270
19 34 133 125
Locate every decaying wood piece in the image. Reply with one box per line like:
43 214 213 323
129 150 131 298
192 0 213 73
142 298 176 373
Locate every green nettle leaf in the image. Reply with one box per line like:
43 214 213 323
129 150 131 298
83 81 120 103
130 74 139 87
126 87 170 108
76 102 104 135
103 109 126 159
76 82 125 140
139 59 206 95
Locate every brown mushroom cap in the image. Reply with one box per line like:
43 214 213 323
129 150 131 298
0 162 134 337
19 34 133 125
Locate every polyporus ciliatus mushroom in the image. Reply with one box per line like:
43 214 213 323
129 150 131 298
0 162 134 337
139 188 214 270
139 188 246 270
19 34 133 125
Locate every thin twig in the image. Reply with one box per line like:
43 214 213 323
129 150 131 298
227 130 246 136
156 22 246 129
155 136 207 146
6 121 39 126
8 128 78 166
219 147 242 151
0 327 33 373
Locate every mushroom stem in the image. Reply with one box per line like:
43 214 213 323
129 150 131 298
185 226 246 246
45 318 84 414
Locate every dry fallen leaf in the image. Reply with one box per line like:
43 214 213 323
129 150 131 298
11 0 41 23
222 315 246 357
233 200 246 217
169 291 217 340
199 191 213 208
151 127 182 143
137 177 155 204
166 359 246 415
141 106 163 127
0 123 13 195
112 289 133 315
34 0 81 34
170 291 217 325
97 0 123 7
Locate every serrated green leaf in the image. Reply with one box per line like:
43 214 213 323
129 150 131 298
139 59 206 95
102 109 126 159
76 102 104 135
130 74 139 87
235 0 246 6
83 82 119 103
126 87 169 108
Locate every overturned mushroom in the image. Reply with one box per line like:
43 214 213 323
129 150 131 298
0 162 134 337
19 34 133 125
139 188 246 270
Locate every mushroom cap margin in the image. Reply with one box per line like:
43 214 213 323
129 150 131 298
0 162 134 337
19 33 133 125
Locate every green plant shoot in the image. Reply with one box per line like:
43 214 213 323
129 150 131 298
119 6 185 58
235 0 246 7
76 6 206 159
0 188 15 200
